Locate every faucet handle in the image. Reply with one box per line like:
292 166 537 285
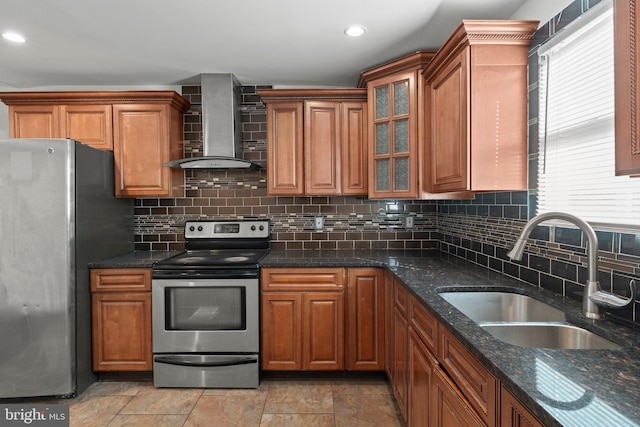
589 279 636 309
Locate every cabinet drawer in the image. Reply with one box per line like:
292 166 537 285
394 279 408 316
408 295 438 356
261 268 344 291
439 327 496 426
90 268 151 292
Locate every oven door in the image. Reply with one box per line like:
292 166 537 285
152 278 259 354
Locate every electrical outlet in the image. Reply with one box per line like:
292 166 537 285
314 216 324 230
405 216 414 229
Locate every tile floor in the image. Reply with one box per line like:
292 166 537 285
7 376 405 427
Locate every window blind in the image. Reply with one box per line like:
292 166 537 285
537 0 640 231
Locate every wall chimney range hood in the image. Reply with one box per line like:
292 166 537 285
164 73 262 170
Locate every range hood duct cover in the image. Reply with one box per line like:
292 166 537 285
164 73 262 170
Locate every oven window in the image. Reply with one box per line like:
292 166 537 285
165 287 246 330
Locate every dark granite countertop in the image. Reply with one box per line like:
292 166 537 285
262 249 640 427
88 250 182 269
90 248 640 426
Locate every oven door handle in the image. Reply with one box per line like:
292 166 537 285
154 355 258 368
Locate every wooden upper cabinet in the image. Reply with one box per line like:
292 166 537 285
7 105 60 138
359 52 435 199
305 101 341 195
61 104 113 150
423 20 538 193
614 0 640 176
259 89 367 196
265 101 305 195
0 91 189 198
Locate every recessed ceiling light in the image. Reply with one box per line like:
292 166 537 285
344 25 366 37
2 32 26 43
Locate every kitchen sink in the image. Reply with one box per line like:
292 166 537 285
439 291 566 323
480 323 622 350
439 290 622 350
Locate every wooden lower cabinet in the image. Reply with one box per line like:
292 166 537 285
261 268 345 371
408 328 436 427
90 268 152 371
432 366 485 427
500 386 544 427
346 268 385 370
392 302 409 420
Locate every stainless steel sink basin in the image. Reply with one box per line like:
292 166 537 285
439 291 566 323
480 323 622 350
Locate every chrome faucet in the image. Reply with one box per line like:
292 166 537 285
507 212 636 319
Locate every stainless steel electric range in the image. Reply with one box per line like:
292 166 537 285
151 219 270 388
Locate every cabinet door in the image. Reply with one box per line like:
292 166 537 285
60 104 113 150
384 272 395 381
428 48 469 193
266 102 304 195
346 268 384 370
261 293 303 370
408 329 437 427
368 71 418 199
501 387 544 427
392 305 408 420
432 366 485 427
112 104 171 197
303 292 344 370
304 101 341 195
341 102 368 195
92 292 152 371
439 326 497 426
8 105 60 138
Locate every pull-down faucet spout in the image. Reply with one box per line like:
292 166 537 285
508 212 636 319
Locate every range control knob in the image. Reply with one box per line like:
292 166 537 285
259 225 265 231
251 225 256 231
189 226 195 232
198 226 203 232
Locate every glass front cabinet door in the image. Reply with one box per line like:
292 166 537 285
368 71 418 199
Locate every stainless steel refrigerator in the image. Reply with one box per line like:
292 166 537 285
0 138 134 398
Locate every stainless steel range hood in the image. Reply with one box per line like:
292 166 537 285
164 73 262 170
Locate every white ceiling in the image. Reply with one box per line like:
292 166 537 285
0 0 537 90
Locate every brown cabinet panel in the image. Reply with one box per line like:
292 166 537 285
113 104 169 197
261 293 303 370
92 292 152 371
384 271 395 381
500 386 544 427
303 292 344 370
432 366 485 427
429 50 468 192
439 327 497 426
90 268 151 292
408 328 437 427
408 294 438 355
304 101 341 194
346 268 384 370
261 268 344 291
341 102 368 194
8 105 60 138
60 104 113 150
392 305 408 420
266 101 305 195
